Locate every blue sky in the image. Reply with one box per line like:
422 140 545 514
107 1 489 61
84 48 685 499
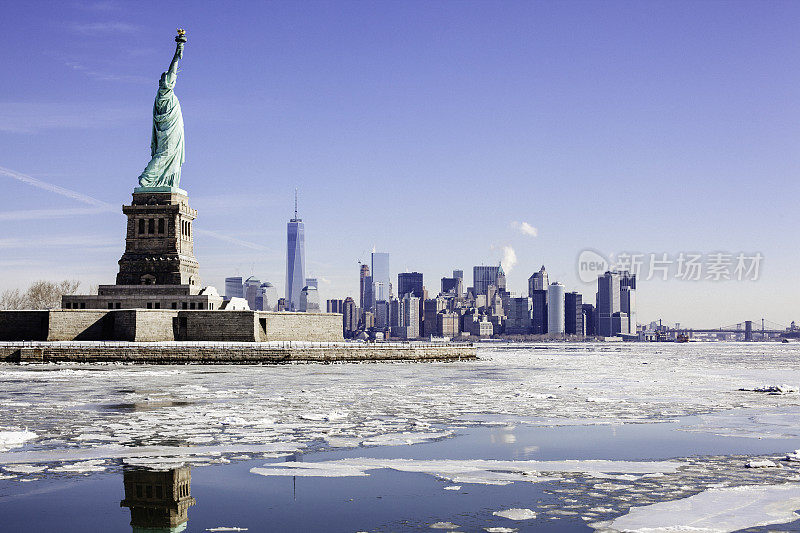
1 0 799 327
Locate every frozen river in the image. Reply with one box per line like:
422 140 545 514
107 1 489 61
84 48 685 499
1 342 799 531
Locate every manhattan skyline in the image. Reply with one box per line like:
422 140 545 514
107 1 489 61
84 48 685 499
1 1 799 327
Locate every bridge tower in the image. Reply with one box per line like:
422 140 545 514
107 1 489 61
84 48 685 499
744 320 753 341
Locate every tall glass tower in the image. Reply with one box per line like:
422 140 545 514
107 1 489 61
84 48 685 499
371 252 390 302
286 190 306 311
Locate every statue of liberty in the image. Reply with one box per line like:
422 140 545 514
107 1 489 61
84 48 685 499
138 30 187 190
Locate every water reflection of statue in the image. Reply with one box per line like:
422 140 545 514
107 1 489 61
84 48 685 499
120 466 196 532
137 29 187 190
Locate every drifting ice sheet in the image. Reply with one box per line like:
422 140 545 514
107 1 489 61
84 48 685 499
249 457 679 486
0 429 37 452
492 508 537 520
596 483 800 532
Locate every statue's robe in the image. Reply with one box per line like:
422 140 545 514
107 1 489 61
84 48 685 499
138 72 185 188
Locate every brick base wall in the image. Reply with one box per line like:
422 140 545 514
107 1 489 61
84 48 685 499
0 310 343 343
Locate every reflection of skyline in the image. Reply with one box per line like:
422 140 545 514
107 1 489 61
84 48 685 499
120 466 196 533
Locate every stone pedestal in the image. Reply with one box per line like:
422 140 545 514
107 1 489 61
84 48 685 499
116 190 200 287
120 467 195 529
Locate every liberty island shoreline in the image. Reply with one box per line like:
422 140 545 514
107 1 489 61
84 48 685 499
0 339 476 364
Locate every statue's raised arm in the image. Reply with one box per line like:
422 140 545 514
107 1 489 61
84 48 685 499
137 30 187 191
165 30 186 83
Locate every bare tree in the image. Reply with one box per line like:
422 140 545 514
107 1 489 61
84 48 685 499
0 288 25 310
0 280 82 310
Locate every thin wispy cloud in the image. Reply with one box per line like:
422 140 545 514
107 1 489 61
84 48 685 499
0 102 139 133
194 229 272 252
511 221 538 237
192 193 283 215
65 61 149 84
0 165 114 208
73 1 123 12
69 22 141 35
0 260 47 268
0 207 114 221
0 236 116 248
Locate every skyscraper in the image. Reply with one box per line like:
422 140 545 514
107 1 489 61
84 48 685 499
596 271 621 337
401 294 420 339
359 264 370 310
619 272 637 335
374 300 390 331
362 275 374 312
473 265 503 296
243 276 261 311
582 303 596 336
423 297 447 337
440 276 463 297
300 285 319 312
260 282 278 311
547 282 565 338
342 297 358 338
224 276 243 299
531 289 548 334
286 190 306 311
371 252 390 302
496 266 507 293
565 292 583 335
528 265 549 296
620 286 636 335
620 271 637 290
506 297 533 334
398 272 424 298
389 297 401 330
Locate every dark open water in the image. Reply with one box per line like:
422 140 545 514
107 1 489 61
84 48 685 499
1 418 799 532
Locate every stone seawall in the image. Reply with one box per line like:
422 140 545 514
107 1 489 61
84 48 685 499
0 342 476 364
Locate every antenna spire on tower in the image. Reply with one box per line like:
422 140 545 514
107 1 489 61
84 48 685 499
294 188 298 219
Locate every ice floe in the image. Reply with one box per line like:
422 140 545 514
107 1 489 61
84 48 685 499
0 443 300 468
745 459 779 468
249 457 679 486
4 464 46 474
361 431 453 446
0 428 37 452
595 483 800 532
429 522 460 529
492 508 537 520
251 462 370 478
49 460 107 473
682 406 800 439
